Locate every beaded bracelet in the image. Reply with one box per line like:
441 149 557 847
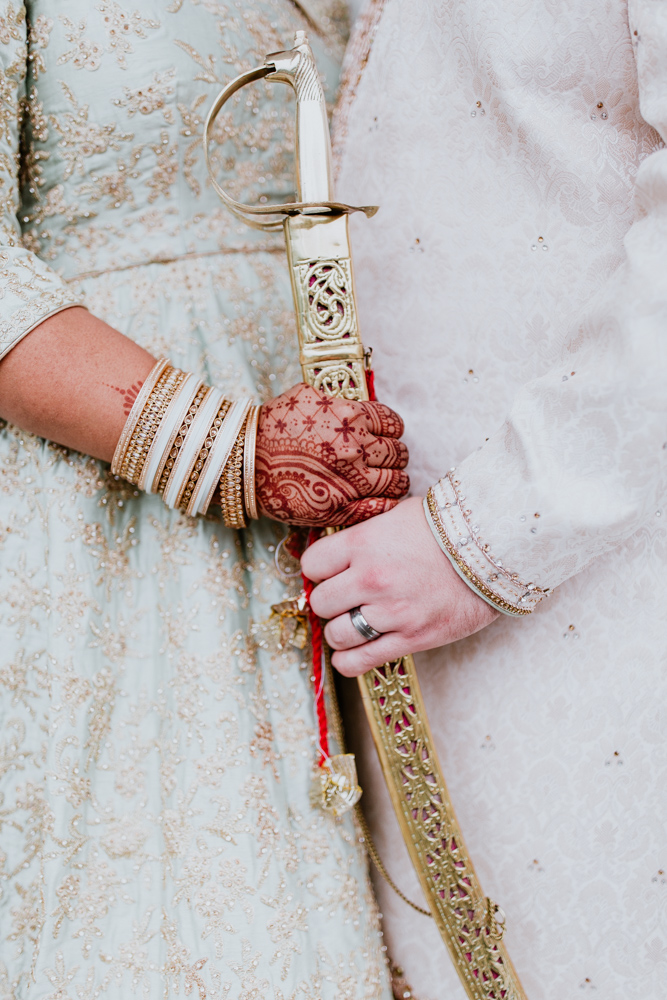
111 357 169 477
242 404 260 520
220 414 248 529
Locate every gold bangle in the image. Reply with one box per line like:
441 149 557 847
242 404 260 520
168 387 224 511
111 357 169 477
121 366 183 485
220 418 248 529
192 398 252 517
120 366 182 485
182 399 232 515
157 384 208 498
148 376 203 493
137 368 190 492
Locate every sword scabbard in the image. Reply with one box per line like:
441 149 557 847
205 34 528 1000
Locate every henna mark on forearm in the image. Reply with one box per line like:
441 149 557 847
105 380 144 416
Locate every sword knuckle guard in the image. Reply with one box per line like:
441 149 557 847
205 32 528 1000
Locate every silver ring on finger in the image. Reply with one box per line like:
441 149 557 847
349 606 383 642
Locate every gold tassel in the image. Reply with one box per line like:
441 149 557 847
250 594 309 652
319 753 362 816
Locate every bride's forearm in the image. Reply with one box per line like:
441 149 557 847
0 308 410 526
0 306 156 462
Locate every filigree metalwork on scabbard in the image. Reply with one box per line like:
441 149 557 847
360 658 524 999
298 258 356 341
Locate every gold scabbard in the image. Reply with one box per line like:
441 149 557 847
205 33 528 1000
284 209 526 1000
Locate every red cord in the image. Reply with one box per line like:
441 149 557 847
305 579 329 766
288 528 329 766
288 364 376 769
366 367 376 402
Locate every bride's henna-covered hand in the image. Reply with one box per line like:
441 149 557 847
255 383 409 526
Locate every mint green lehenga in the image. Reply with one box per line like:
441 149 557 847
0 3 390 997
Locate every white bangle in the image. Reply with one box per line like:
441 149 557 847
139 373 202 494
190 397 252 516
163 386 224 510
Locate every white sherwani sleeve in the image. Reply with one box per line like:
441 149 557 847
426 0 667 615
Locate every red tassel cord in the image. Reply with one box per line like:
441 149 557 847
303 571 330 767
285 361 376 770
301 528 330 766
366 366 376 402
283 528 330 767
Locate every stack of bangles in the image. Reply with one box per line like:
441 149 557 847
111 357 261 527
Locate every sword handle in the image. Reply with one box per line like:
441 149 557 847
202 36 376 230
266 31 333 205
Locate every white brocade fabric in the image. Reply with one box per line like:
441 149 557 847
336 1 667 998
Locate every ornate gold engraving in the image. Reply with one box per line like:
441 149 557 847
297 258 356 342
359 659 525 999
303 357 366 399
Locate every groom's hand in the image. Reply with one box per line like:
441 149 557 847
301 496 498 675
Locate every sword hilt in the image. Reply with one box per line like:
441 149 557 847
266 31 332 205
203 33 377 231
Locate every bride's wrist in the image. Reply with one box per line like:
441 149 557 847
113 357 255 524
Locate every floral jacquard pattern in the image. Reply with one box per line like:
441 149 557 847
0 2 393 999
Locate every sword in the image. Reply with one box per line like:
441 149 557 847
204 34 528 1000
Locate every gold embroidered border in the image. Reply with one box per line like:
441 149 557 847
426 488 532 616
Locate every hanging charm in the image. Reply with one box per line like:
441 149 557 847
319 753 362 816
250 593 309 651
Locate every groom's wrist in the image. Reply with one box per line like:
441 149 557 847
424 477 546 616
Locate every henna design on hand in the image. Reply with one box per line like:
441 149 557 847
106 380 144 416
255 383 409 527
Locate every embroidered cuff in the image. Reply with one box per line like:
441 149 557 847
425 473 549 616
0 247 85 361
